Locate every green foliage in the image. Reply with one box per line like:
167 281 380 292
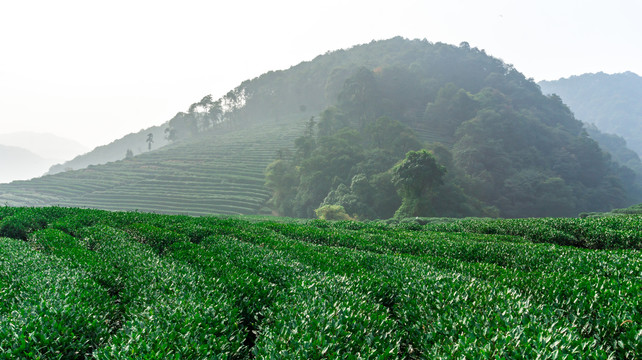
424 83 478 137
425 215 642 250
266 111 424 219
391 149 446 218
539 71 642 155
264 159 298 217
0 215 33 240
126 223 188 254
1 207 642 358
610 203 642 215
261 40 635 219
314 204 352 221
82 224 244 358
0 207 68 240
0 237 116 358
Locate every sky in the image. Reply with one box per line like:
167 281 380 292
1 0 641 151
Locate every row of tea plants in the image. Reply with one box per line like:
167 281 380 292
0 207 640 359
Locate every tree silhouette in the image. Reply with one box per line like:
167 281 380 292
146 133 154 151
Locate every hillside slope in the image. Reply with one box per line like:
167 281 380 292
539 72 642 155
263 40 640 218
1 38 638 216
0 117 303 215
46 124 170 175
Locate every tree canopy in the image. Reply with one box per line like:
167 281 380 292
264 38 638 219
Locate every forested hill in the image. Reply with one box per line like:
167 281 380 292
264 39 642 218
1 38 639 217
539 72 642 156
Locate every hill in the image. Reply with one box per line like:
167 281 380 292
1 38 638 217
46 124 170 175
0 117 303 215
539 72 642 155
0 131 88 162
0 145 53 184
262 40 640 218
0 207 640 358
583 124 642 178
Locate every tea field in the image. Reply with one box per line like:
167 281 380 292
0 207 640 359
0 116 305 216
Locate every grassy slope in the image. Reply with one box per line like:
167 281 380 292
0 116 304 215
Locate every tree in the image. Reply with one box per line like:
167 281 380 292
365 117 422 157
338 67 379 125
314 204 353 221
165 127 177 142
391 150 446 218
264 159 298 216
424 84 478 138
125 149 134 159
305 116 316 137
146 133 154 151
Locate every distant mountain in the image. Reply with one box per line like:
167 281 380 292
0 145 53 184
538 72 642 155
47 125 169 175
0 132 88 161
583 124 642 176
0 38 637 217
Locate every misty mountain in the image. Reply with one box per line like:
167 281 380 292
539 72 642 155
47 125 169 175
264 41 640 218
0 132 88 162
0 145 53 184
583 124 642 177
0 38 637 217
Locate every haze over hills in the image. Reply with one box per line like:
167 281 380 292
0 38 639 217
46 125 169 175
0 145 52 184
539 72 642 156
0 132 89 183
0 132 88 161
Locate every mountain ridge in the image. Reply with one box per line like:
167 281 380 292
538 71 642 155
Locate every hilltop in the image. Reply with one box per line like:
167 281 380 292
1 38 639 217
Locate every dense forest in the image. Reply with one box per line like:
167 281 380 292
265 38 640 219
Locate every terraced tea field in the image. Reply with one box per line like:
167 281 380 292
0 117 304 216
0 113 454 218
1 207 640 359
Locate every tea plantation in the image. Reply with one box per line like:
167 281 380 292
0 207 640 359
0 117 305 216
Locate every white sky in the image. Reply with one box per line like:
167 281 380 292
1 0 640 150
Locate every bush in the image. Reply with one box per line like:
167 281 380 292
314 205 353 221
0 214 47 240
